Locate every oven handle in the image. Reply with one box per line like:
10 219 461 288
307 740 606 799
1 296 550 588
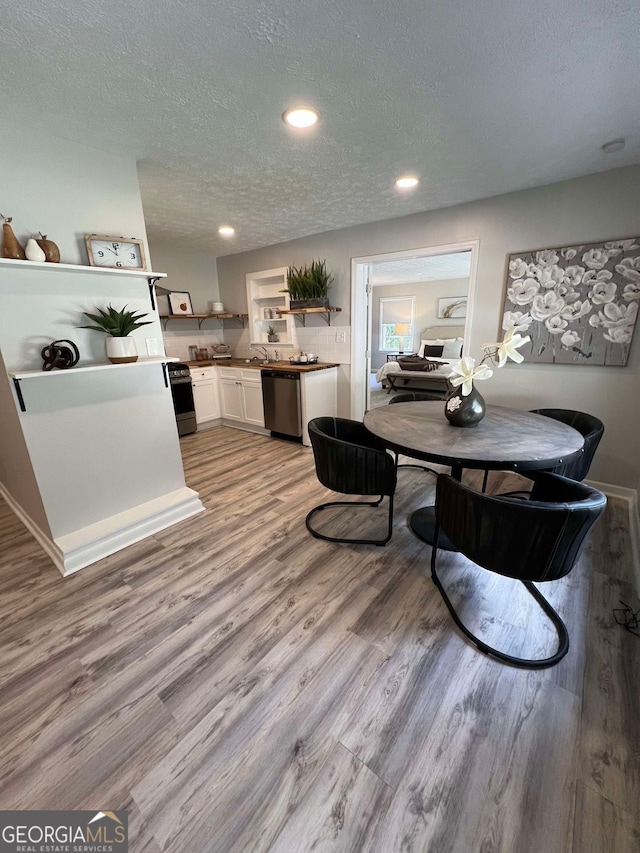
169 375 193 385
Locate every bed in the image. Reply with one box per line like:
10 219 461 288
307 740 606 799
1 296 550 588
375 325 465 396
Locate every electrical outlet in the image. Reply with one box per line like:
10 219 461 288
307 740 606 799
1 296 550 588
146 337 161 356
335 331 346 344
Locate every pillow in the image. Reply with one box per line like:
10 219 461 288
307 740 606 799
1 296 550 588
422 344 444 357
441 338 464 358
418 338 445 357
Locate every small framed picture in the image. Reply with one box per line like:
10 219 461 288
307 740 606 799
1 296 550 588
437 296 467 319
168 291 194 315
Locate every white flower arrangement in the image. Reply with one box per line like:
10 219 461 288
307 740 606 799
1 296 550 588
447 328 530 396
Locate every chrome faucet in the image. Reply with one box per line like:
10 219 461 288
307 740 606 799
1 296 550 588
251 346 270 363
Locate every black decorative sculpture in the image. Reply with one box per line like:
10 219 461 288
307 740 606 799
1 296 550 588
41 339 80 371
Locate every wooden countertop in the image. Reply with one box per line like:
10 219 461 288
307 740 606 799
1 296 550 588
186 359 339 373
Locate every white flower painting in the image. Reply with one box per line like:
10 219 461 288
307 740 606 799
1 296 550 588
501 237 640 365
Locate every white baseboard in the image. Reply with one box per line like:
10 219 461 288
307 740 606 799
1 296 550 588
221 419 269 436
628 490 640 597
586 479 640 596
195 418 223 430
0 483 204 577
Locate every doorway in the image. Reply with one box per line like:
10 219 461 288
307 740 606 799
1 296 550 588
350 241 479 418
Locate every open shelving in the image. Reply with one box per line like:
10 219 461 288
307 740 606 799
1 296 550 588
160 313 248 330
0 257 168 279
246 267 296 347
277 307 342 326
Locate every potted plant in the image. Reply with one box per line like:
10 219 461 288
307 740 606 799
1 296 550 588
284 259 333 309
267 325 279 343
80 304 152 363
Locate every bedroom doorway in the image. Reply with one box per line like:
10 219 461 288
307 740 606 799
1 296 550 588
350 241 479 418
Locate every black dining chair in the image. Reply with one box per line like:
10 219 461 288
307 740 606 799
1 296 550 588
431 471 607 668
529 409 604 481
306 417 397 546
388 393 441 477
481 408 604 493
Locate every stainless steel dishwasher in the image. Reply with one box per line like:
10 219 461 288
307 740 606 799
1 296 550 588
261 370 302 439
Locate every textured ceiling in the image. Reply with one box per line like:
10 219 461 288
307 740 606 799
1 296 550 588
370 252 471 285
1 0 638 256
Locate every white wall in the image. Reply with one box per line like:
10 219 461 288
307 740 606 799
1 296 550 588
370 278 468 370
148 243 220 312
217 165 640 489
147 241 224 361
0 125 200 573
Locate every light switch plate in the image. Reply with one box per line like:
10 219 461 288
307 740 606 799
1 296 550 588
146 337 161 355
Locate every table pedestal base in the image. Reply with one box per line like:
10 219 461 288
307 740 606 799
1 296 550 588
409 506 457 551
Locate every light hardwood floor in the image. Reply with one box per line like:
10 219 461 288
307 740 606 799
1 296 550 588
0 426 638 852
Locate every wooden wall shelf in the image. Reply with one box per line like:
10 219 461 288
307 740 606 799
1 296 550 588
161 313 248 330
276 307 342 326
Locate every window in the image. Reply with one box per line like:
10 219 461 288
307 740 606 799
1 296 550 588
379 296 415 352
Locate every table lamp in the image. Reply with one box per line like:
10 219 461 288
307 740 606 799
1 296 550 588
394 323 411 353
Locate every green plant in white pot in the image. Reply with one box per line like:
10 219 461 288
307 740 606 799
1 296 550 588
267 324 279 342
80 304 152 364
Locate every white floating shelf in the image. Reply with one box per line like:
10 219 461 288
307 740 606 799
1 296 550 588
0 257 167 278
10 356 178 380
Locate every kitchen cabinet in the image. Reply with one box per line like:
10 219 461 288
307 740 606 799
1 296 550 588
246 267 296 349
219 367 266 430
191 366 221 425
220 377 244 422
242 381 265 427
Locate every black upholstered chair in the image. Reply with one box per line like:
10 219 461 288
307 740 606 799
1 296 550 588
431 471 607 668
529 409 604 481
306 417 397 546
388 393 441 477
482 408 605 493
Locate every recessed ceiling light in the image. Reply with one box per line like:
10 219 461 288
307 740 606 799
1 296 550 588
218 226 235 237
395 176 419 189
601 138 625 153
283 107 319 128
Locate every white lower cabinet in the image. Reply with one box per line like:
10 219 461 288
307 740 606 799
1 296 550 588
191 367 221 425
242 381 265 427
219 367 265 428
220 377 244 421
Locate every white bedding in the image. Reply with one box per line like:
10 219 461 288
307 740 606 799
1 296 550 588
375 357 452 384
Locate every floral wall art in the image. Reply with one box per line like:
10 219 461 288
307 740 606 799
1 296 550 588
501 238 640 366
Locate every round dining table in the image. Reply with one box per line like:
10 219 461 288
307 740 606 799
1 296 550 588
363 401 585 549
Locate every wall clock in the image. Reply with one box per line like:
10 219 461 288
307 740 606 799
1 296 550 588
85 234 147 270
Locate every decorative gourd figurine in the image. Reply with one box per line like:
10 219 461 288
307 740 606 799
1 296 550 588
1 214 26 260
36 232 60 263
25 237 46 262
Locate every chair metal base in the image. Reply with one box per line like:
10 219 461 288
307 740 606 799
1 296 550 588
431 530 569 668
305 495 394 546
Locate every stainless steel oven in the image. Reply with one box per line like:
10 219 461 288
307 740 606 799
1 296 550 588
168 362 197 436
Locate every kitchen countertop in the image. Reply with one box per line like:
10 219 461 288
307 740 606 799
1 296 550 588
186 359 339 373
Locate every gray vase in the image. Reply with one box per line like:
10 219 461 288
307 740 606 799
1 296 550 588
444 385 486 427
